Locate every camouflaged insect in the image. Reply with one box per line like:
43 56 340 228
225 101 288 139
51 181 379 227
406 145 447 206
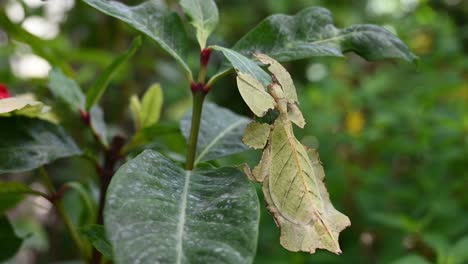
239 54 350 254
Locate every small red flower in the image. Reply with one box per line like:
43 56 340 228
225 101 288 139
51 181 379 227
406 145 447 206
0 83 11 99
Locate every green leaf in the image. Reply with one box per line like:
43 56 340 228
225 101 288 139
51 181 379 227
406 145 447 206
180 102 250 164
48 68 86 111
390 255 431 264
0 182 44 214
80 225 113 260
90 106 108 147
233 7 417 63
85 36 142 111
211 46 271 86
130 95 142 130
81 0 192 78
180 0 219 49
140 83 163 129
0 116 81 174
0 216 23 262
104 150 259 264
448 236 468 264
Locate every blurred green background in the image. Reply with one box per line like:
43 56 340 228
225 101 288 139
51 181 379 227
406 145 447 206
1 0 467 263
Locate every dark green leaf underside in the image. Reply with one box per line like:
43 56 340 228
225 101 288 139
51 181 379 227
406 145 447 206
0 117 81 174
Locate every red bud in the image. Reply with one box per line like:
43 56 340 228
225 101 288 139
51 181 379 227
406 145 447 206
0 83 12 99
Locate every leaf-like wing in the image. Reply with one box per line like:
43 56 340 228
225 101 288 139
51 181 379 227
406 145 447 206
254 53 298 103
81 0 192 77
180 102 250 164
242 122 270 149
264 118 350 253
234 7 416 62
0 117 81 174
180 0 219 49
105 150 259 264
236 73 275 117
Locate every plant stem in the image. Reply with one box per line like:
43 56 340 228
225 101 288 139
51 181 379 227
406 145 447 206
185 91 205 170
39 167 90 261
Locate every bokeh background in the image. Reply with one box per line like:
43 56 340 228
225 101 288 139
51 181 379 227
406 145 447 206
1 0 467 263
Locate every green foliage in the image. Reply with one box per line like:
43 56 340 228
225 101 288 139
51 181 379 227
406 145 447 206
1 0 464 263
80 225 113 260
180 102 250 163
48 68 86 112
104 150 259 264
0 117 81 173
81 0 192 77
180 0 219 49
0 216 23 262
85 36 142 111
0 182 44 214
233 7 417 62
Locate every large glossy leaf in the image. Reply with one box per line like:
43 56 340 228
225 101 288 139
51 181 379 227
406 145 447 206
180 0 219 49
233 7 417 62
0 216 23 262
81 0 192 77
0 117 81 174
85 36 142 111
104 150 259 264
180 102 250 164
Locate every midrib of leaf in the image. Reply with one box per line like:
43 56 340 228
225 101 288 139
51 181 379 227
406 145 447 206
175 170 192 264
278 116 339 250
194 119 246 164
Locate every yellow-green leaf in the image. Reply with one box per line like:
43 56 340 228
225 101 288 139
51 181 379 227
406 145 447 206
129 95 142 130
242 122 270 149
140 83 163 129
236 72 275 117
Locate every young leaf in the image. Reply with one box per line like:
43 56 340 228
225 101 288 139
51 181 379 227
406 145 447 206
0 116 81 174
85 36 142 111
140 83 163 129
233 7 417 62
0 182 45 214
80 225 113 260
180 0 219 49
81 0 192 78
236 72 275 117
129 95 142 130
211 46 271 86
0 216 23 262
240 54 350 254
180 102 250 164
48 68 86 112
104 150 259 264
